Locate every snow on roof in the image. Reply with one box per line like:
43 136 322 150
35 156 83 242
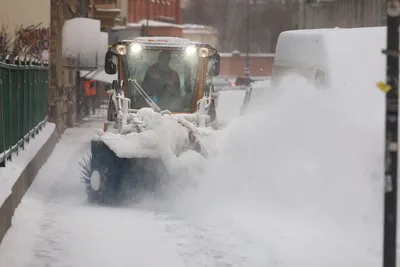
95 8 121 12
274 29 331 69
182 24 215 29
272 26 385 104
133 36 191 43
182 24 218 34
125 19 184 28
274 26 384 71
182 24 207 29
119 37 203 48
183 29 218 35
219 52 274 58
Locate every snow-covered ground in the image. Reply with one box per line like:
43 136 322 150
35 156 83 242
0 121 186 267
0 105 271 267
0 73 384 266
0 122 56 207
0 26 392 267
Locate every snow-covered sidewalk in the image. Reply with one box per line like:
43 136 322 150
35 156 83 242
0 122 56 207
0 120 185 267
0 119 269 267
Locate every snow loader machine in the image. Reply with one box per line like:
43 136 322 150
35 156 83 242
81 37 221 205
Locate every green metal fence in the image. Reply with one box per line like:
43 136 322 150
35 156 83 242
0 58 49 167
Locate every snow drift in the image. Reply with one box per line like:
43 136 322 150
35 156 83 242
152 27 387 267
95 107 222 182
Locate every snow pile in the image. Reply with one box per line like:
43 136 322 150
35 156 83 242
97 108 189 158
0 122 189 267
157 27 387 267
0 122 56 207
169 74 384 266
96 108 221 177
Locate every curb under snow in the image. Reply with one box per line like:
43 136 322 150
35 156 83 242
0 122 59 245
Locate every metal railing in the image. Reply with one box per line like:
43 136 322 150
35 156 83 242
0 57 49 167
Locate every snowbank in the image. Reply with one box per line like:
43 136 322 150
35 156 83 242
127 19 184 28
158 27 387 267
96 108 221 176
0 122 56 207
0 122 188 267
97 109 189 159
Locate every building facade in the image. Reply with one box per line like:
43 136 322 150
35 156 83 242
126 0 182 24
90 0 121 30
182 24 219 48
219 51 274 77
0 0 50 37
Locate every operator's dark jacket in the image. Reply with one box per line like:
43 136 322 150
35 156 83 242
141 63 181 97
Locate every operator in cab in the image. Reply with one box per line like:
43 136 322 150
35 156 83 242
141 51 181 104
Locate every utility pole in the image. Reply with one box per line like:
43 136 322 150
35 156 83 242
49 0 65 132
146 0 150 33
381 1 400 267
75 0 89 121
245 0 250 77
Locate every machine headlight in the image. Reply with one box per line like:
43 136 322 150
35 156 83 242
116 44 127 55
198 47 209 58
131 43 142 54
185 45 197 56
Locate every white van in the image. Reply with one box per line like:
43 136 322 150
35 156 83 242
272 27 386 92
272 29 334 89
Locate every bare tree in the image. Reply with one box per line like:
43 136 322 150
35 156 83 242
183 0 295 53
0 17 45 63
13 24 43 60
0 18 13 60
202 0 242 52
182 0 213 25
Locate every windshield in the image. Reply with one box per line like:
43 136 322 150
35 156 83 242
121 48 200 112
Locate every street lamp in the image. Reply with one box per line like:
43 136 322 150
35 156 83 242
245 0 250 77
146 0 150 33
379 1 400 267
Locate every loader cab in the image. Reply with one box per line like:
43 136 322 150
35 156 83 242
104 38 220 114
